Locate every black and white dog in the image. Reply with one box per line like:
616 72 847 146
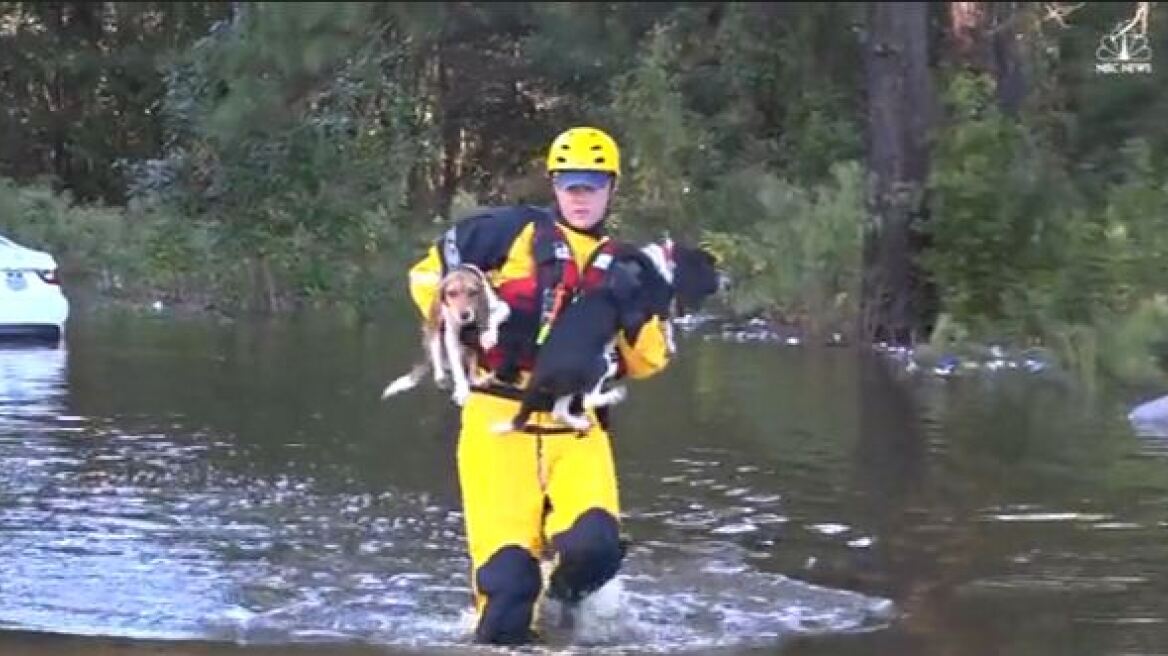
492 238 721 434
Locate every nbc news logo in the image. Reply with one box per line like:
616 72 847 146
1096 18 1153 75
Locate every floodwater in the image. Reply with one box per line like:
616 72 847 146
0 307 1165 656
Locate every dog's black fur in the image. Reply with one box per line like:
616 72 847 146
500 243 673 432
671 244 723 316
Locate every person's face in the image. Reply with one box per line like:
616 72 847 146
553 173 614 231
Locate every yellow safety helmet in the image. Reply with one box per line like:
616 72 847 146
546 127 621 180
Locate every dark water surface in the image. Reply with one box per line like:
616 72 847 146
1 308 1165 655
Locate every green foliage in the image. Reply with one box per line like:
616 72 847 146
925 71 1075 338
1097 295 1168 389
124 2 430 314
0 176 224 305
698 160 864 337
608 21 707 238
605 4 864 341
924 66 1168 387
0 2 230 204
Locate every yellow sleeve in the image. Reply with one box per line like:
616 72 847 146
408 245 443 320
617 314 672 380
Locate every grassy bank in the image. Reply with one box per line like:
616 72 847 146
0 177 424 320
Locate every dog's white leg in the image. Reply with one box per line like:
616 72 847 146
427 330 447 389
382 364 428 400
599 338 620 384
491 419 517 434
553 395 591 431
641 243 674 285
480 286 510 352
443 309 471 406
584 384 627 409
578 339 626 412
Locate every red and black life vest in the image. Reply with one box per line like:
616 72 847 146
484 215 620 378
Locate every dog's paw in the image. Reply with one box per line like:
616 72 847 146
563 415 592 432
584 385 626 409
480 328 499 351
552 406 592 431
381 374 415 400
607 385 628 405
433 372 449 390
452 386 471 406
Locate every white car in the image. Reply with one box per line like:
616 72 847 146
0 234 69 342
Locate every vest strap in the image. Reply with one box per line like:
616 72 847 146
468 383 588 436
490 214 619 381
534 216 571 344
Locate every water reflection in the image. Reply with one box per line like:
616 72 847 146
0 344 233 639
0 342 473 645
0 344 67 414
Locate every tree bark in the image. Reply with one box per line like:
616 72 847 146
861 2 934 347
438 44 461 220
949 2 991 68
948 2 1027 115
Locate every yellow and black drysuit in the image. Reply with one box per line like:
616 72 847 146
407 204 673 645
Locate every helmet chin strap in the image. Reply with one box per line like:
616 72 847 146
590 183 618 236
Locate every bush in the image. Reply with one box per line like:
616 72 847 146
922 71 1168 387
697 160 864 337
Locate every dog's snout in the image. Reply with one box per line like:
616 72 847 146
459 309 475 323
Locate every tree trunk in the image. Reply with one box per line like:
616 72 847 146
991 3 1027 115
861 2 934 347
44 2 104 199
47 3 70 189
949 2 991 69
230 1 248 27
948 2 1027 115
438 44 461 220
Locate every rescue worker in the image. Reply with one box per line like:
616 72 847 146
405 126 674 645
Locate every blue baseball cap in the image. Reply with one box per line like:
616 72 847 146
552 170 613 191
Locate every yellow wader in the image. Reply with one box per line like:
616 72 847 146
457 390 621 610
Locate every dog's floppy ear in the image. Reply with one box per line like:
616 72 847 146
426 279 446 330
673 244 724 312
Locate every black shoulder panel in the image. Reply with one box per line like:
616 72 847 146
436 205 551 273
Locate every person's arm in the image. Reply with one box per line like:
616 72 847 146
407 247 445 321
615 314 673 380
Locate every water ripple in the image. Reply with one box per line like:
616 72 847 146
0 343 892 651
